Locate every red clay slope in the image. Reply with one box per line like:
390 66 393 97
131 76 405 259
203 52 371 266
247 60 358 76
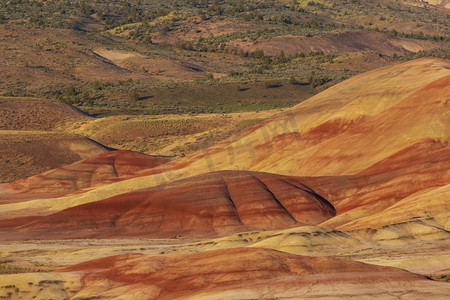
166 58 449 178
9 171 335 240
0 58 448 236
62 247 448 299
0 150 171 203
299 138 450 228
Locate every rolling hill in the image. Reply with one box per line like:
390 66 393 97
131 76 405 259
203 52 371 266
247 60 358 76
0 57 448 299
1 0 449 297
1 57 448 233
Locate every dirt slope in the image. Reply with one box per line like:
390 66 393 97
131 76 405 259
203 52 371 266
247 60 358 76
0 150 170 203
0 98 101 182
178 57 449 177
0 58 448 233
0 98 90 131
0 131 108 183
425 0 450 9
231 31 436 56
1 171 335 239
0 58 449 299
59 248 448 299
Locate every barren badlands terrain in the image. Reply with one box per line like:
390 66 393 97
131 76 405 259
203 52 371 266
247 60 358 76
0 57 449 299
0 0 450 299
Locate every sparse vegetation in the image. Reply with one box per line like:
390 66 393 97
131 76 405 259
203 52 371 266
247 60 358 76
0 263 32 274
0 0 447 115
435 274 450 282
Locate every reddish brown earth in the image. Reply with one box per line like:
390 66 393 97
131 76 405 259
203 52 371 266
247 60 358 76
62 247 448 299
299 138 450 228
176 58 449 178
0 58 448 299
0 150 170 203
4 171 335 239
1 58 448 235
230 31 436 56
2 137 447 237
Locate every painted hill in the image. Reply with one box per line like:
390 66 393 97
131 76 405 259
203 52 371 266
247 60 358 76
178 57 449 177
0 150 170 203
60 248 448 299
0 58 449 299
1 171 335 240
0 58 448 238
